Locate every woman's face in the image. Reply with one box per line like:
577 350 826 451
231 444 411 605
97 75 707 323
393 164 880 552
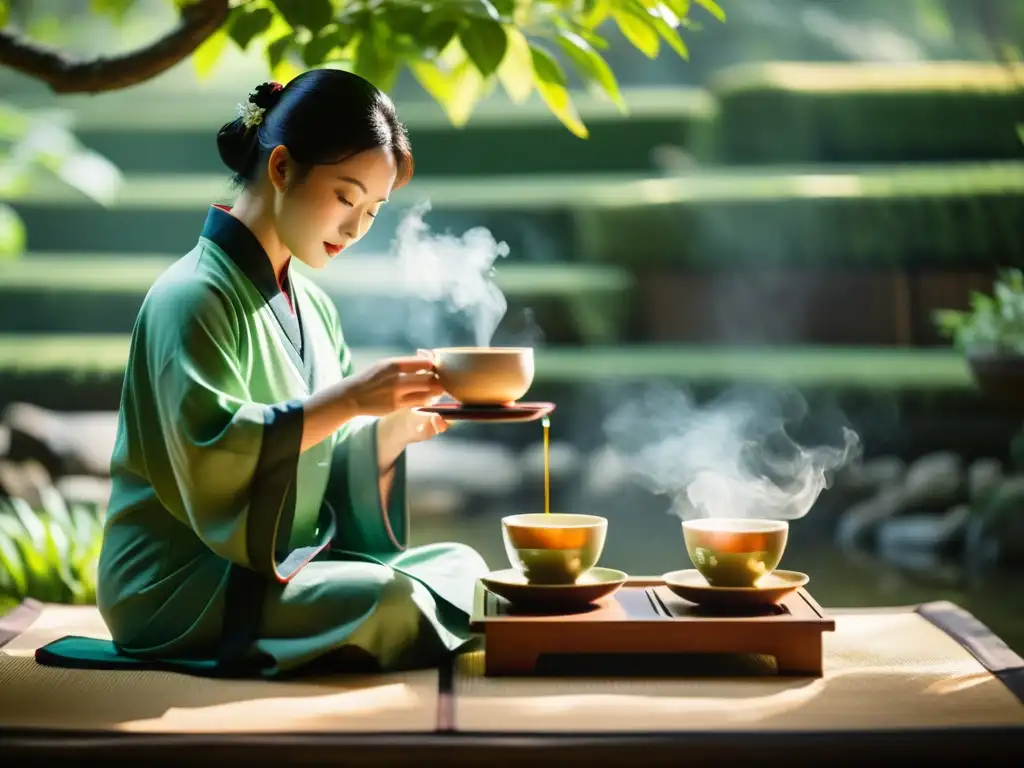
270 145 398 269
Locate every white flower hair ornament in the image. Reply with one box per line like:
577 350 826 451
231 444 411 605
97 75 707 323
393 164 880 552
237 81 284 132
237 100 265 130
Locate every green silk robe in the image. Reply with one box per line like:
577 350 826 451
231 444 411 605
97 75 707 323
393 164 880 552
37 205 490 678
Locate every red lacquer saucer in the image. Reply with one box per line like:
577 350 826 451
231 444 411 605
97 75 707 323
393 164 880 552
414 402 555 423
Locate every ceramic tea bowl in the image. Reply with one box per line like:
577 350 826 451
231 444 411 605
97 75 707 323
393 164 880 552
432 346 534 406
682 517 789 588
501 513 607 585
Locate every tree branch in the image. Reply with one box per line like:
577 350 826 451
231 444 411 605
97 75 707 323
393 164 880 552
0 0 231 94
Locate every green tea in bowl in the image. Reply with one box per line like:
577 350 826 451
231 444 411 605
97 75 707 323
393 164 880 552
682 517 788 588
501 513 607 585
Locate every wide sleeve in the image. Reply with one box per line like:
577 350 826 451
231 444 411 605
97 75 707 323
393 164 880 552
323 343 410 556
145 285 331 581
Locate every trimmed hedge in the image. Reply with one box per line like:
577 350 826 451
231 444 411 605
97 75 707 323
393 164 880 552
8 164 1022 268
578 163 1024 268
53 88 715 177
0 336 974 390
708 62 1024 165
0 258 633 343
9 201 580 261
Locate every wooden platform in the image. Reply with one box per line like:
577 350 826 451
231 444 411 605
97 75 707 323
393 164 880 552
469 577 835 676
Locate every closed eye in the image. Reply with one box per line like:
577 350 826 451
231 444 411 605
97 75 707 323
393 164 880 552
337 194 353 207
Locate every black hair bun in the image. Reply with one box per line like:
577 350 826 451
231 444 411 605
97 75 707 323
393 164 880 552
215 81 284 177
250 81 284 110
216 118 252 176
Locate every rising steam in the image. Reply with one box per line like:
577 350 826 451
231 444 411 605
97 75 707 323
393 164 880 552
393 200 512 347
602 382 861 521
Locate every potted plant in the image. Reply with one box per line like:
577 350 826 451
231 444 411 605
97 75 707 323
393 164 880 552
933 268 1024 406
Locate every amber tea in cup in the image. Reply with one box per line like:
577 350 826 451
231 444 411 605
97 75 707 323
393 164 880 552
502 513 607 584
682 517 789 588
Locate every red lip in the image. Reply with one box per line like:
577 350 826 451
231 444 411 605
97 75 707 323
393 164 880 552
324 242 343 256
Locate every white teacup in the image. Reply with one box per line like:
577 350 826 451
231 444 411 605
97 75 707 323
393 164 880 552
432 346 534 406
682 517 789 587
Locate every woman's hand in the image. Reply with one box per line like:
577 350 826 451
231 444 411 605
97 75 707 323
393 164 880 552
375 349 449 468
375 404 448 479
380 406 449 447
338 355 444 416
374 403 449 508
299 354 444 452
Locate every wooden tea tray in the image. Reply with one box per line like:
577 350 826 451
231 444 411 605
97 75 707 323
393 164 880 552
469 576 835 677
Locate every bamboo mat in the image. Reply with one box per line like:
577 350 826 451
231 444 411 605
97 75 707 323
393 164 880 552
0 603 439 733
5 600 1023 739
455 606 1024 733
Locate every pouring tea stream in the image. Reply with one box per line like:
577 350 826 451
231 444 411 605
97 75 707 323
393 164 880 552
542 415 550 516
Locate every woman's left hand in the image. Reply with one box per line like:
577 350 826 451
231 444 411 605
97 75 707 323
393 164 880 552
397 348 448 445
381 405 449 446
375 349 449 471
375 400 447 477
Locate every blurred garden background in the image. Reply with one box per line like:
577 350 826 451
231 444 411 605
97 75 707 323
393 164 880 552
1 0 1023 650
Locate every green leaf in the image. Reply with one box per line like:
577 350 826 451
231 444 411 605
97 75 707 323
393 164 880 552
9 497 46 551
0 204 25 257
38 485 74 533
556 29 625 111
932 309 966 336
409 57 486 127
303 24 349 66
612 2 660 58
40 516 80 602
663 0 691 17
529 43 588 139
192 24 229 80
54 148 123 206
229 6 274 51
420 19 460 55
70 504 102 544
459 18 508 77
89 0 136 24
270 0 334 32
473 0 502 22
267 32 296 73
528 41 567 88
0 0 8 28
575 27 610 51
647 3 689 59
694 0 726 22
0 526 27 599
489 0 517 17
0 495 104 605
0 504 57 602
581 0 611 28
497 26 534 104
354 24 400 93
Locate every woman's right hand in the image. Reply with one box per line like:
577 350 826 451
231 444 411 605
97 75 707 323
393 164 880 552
337 356 445 417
